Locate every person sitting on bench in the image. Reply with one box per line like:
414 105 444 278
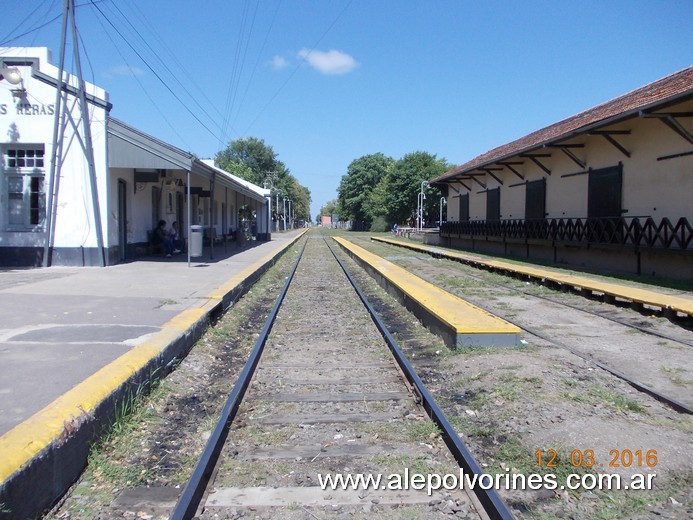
152 219 174 257
169 221 183 253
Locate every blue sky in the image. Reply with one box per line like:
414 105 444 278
2 0 692 219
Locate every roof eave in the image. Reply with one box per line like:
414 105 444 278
434 86 693 183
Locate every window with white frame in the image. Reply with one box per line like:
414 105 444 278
3 145 46 229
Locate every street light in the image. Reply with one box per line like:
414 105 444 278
264 171 277 232
439 196 447 228
417 180 429 232
287 199 293 229
263 180 272 237
0 67 25 98
283 197 288 231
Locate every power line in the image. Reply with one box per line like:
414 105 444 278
106 0 227 139
0 4 61 46
229 0 283 140
220 0 258 149
89 5 190 148
243 0 354 134
88 0 221 142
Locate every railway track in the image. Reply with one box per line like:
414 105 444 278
354 236 693 415
171 235 512 519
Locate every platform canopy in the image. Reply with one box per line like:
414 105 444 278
107 117 268 203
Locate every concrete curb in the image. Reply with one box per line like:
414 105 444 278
333 236 520 348
0 230 307 519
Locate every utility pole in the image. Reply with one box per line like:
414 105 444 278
44 0 105 267
264 171 276 233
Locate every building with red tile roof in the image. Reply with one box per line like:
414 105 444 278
432 67 692 280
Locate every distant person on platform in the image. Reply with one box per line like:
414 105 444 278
153 219 174 257
392 223 399 235
169 221 183 253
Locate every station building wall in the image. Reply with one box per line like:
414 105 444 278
2 47 269 267
438 73 692 280
447 101 692 224
1 47 110 266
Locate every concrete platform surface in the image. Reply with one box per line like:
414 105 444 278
0 230 305 518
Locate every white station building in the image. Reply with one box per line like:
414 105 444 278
0 47 270 267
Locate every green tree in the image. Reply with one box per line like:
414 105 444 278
215 137 285 186
383 151 449 226
215 137 311 223
337 153 394 230
320 199 339 217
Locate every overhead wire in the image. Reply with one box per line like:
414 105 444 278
106 0 227 140
243 0 354 134
121 0 233 133
8 0 352 157
0 0 61 47
0 0 111 47
229 0 283 141
220 0 257 149
88 0 220 142
88 2 190 147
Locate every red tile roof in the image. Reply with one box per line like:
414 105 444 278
434 66 693 183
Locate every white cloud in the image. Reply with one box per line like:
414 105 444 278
103 65 144 79
271 55 289 70
297 48 358 75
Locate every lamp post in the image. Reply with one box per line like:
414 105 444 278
263 180 272 239
417 180 429 232
0 67 25 99
264 171 277 232
287 199 293 229
283 197 288 231
439 196 447 228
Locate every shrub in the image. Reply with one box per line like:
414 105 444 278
370 216 389 232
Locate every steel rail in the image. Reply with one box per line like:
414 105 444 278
505 318 693 416
369 239 693 414
170 239 308 520
457 267 693 348
325 238 515 520
421 262 693 415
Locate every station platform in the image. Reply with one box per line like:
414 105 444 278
333 237 521 348
371 236 693 318
0 229 307 519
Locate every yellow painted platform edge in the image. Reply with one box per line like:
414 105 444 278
372 236 693 315
0 230 308 485
207 229 308 300
0 306 209 483
334 237 520 334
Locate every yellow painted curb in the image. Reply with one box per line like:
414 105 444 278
373 236 693 316
334 237 519 335
0 312 199 483
0 231 309 486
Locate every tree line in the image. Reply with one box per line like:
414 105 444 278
325 151 450 231
215 138 452 232
215 137 311 224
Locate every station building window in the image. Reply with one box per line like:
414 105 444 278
3 145 46 229
588 164 622 218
